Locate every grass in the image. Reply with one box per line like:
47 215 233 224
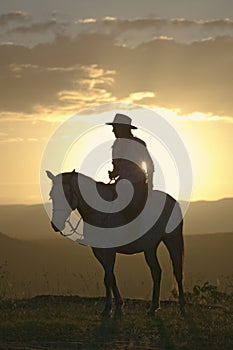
0 285 233 350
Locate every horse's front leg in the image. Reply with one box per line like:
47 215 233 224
93 248 120 318
101 268 124 318
100 269 113 318
92 248 112 317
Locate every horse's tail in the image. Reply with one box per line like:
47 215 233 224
153 190 185 271
162 218 184 281
180 218 184 266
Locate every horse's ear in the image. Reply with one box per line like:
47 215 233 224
72 169 75 173
46 170 55 181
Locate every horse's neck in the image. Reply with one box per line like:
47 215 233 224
73 172 96 214
76 172 96 190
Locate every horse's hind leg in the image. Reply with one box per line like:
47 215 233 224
93 249 113 318
101 268 113 317
112 273 123 318
144 247 162 316
163 229 185 315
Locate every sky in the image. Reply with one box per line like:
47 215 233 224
0 0 233 204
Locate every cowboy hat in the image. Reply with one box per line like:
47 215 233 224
106 113 137 129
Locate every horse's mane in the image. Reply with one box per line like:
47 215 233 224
69 172 116 201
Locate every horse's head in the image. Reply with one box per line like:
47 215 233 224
46 170 78 233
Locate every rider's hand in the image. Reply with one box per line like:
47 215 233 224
108 170 115 180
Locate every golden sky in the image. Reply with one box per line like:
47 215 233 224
0 1 233 204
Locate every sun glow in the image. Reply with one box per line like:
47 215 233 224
155 107 233 201
141 161 147 174
61 124 114 182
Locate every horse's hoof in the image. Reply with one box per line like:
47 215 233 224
100 309 112 319
147 307 160 317
179 306 187 318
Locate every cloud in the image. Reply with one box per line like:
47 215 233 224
0 136 39 143
122 91 156 105
0 137 24 143
0 12 70 48
176 112 233 123
57 65 117 109
0 11 30 26
0 32 232 120
8 19 68 34
77 17 233 46
0 43 117 116
77 18 97 24
2 15 233 49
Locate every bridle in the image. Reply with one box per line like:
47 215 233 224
64 215 83 237
53 175 83 238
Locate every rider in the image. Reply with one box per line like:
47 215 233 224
106 113 154 223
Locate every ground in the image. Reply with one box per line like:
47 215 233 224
0 286 233 350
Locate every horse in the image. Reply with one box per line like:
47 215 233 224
46 169 186 317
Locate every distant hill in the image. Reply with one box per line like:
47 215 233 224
0 198 233 240
0 204 56 240
0 231 232 300
183 198 233 235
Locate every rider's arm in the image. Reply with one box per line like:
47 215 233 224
109 158 121 180
109 140 121 180
144 144 154 190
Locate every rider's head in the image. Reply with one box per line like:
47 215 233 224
112 123 132 138
106 113 137 138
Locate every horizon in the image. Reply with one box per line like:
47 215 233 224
1 193 233 207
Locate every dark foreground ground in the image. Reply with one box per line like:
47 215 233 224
0 289 232 350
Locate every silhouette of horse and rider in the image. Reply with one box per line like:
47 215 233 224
47 113 185 317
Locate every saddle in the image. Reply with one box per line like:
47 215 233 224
96 181 117 202
92 181 146 228
90 181 136 227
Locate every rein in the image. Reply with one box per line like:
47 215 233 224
57 174 84 238
62 215 83 237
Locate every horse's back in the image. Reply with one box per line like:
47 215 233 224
96 181 117 201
